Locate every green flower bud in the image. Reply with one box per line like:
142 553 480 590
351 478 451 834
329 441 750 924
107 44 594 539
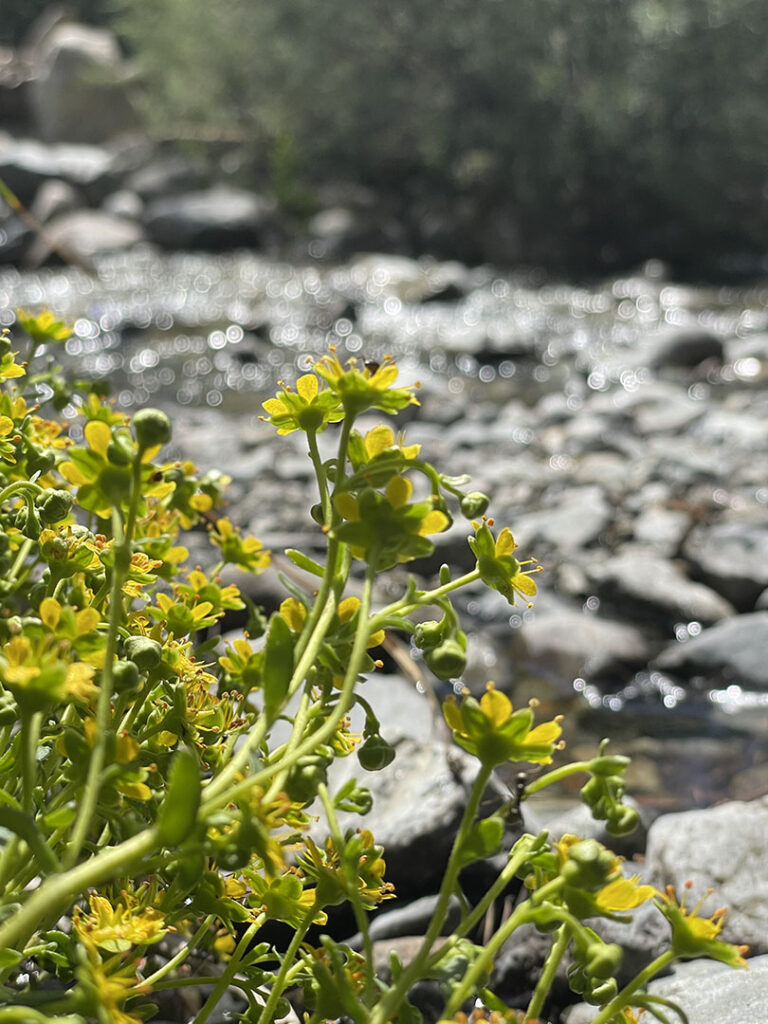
124 635 163 671
284 754 329 804
36 489 73 524
15 504 41 540
111 660 140 693
424 638 467 679
460 491 491 518
585 942 623 980
413 619 444 649
25 444 56 477
133 408 172 449
357 735 396 771
0 689 18 726
606 805 640 837
561 839 617 889
585 978 618 1006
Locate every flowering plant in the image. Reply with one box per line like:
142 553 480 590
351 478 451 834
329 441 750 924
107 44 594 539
0 322 745 1024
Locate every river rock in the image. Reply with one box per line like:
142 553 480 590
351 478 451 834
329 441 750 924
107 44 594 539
564 956 768 1024
683 519 768 611
645 796 768 953
509 600 651 694
652 611 768 689
648 327 724 369
27 209 144 266
28 21 141 143
144 187 277 250
0 132 117 204
29 177 81 223
508 485 614 556
587 546 736 627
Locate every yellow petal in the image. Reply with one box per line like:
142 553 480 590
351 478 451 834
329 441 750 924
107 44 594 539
280 597 306 632
59 461 92 486
40 597 61 629
443 698 465 733
419 510 450 535
367 629 385 648
337 596 361 623
0 415 13 437
334 492 359 521
84 419 111 458
370 364 398 388
513 573 537 596
296 374 319 401
262 398 288 416
74 607 100 636
495 528 516 556
385 475 412 508
364 425 395 458
480 687 512 727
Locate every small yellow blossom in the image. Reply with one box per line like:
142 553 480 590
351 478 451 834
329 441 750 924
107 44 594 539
74 891 168 953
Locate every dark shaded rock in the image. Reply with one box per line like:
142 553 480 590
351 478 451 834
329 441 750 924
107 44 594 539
588 546 736 628
0 215 32 263
649 327 724 369
0 47 33 128
645 796 768 953
652 611 768 689
565 956 768 1024
28 22 141 143
683 520 768 611
144 187 277 250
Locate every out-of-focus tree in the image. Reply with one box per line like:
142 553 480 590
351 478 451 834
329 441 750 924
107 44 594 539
115 0 768 273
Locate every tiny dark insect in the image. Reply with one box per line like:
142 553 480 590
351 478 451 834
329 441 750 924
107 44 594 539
364 359 380 375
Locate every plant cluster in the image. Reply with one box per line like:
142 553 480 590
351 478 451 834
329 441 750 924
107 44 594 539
0 315 747 1023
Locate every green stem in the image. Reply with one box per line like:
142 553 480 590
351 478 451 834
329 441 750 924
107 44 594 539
522 761 593 797
368 762 493 1024
0 808 60 875
194 914 266 1024
255 903 317 1024
7 537 33 582
0 480 43 506
587 950 676 1024
19 711 41 813
63 509 128 869
0 1010 81 1023
525 921 571 1022
306 429 331 525
140 915 216 988
318 783 376 1000
367 569 482 631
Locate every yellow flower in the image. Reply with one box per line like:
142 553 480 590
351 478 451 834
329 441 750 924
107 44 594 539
73 891 168 953
261 372 344 434
443 683 563 768
208 517 271 573
469 520 542 607
16 308 72 345
314 347 419 416
658 883 749 967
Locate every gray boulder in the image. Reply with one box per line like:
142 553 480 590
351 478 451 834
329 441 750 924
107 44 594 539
28 22 141 143
652 611 768 689
27 209 144 266
645 797 768 954
0 132 116 204
684 520 768 611
588 546 736 628
144 187 277 250
29 178 81 223
565 956 768 1024
510 600 651 694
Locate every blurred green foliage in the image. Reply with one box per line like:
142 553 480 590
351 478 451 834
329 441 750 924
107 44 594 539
13 0 768 274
